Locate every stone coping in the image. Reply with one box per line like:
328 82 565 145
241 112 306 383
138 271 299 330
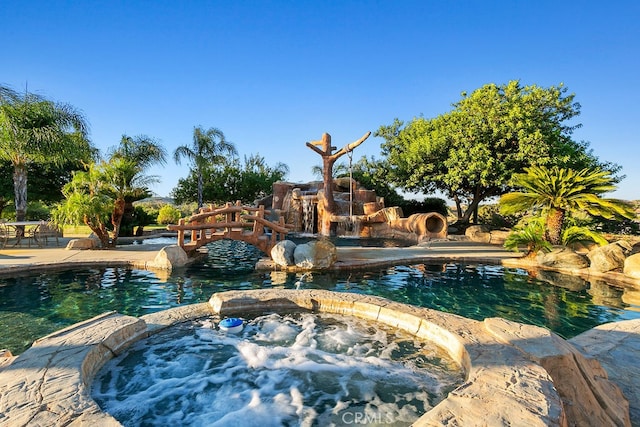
0 289 631 426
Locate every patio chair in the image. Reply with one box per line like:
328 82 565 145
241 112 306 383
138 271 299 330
34 221 61 247
0 221 18 249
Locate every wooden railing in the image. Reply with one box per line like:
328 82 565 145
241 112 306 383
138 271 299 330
167 201 289 256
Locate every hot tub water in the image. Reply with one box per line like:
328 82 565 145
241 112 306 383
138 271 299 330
92 312 464 426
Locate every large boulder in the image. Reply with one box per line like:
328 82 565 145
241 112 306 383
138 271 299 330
487 229 510 245
270 240 297 267
152 245 189 270
465 225 491 243
65 238 97 250
293 239 337 269
587 241 633 273
624 253 640 279
537 247 589 269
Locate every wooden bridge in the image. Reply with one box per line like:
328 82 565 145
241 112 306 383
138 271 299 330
167 201 290 256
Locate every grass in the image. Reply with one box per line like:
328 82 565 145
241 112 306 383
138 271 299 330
62 224 169 238
63 225 93 238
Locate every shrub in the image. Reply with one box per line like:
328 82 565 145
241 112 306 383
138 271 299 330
504 218 551 256
562 225 608 247
478 204 522 228
401 197 449 217
157 205 182 225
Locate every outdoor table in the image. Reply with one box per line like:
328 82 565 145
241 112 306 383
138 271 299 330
0 221 44 248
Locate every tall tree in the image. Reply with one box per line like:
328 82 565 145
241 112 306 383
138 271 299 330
173 126 237 207
53 155 160 247
499 166 635 244
109 135 167 235
0 161 14 217
0 85 92 221
376 81 617 225
53 162 113 247
171 154 288 205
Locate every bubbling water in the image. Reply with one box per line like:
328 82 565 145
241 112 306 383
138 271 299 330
92 312 464 426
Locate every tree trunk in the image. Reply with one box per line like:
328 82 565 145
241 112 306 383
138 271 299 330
546 208 565 245
197 170 204 208
83 214 110 248
460 197 482 224
13 163 28 222
109 198 125 247
320 157 337 236
452 194 463 220
119 201 136 237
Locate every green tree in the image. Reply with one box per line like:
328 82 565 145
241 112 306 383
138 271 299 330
349 155 409 210
0 161 13 217
376 81 616 225
53 151 161 247
52 163 113 247
157 204 182 224
0 85 92 221
236 154 289 203
499 166 635 245
171 154 288 205
109 135 167 236
173 126 237 208
0 158 95 219
311 162 349 180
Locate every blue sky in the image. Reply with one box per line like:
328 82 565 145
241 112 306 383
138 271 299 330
2 1 638 201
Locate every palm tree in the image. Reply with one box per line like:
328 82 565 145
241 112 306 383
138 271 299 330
109 135 167 235
0 86 92 221
500 166 635 245
53 162 113 247
173 126 237 207
102 156 160 243
53 156 160 247
109 134 167 171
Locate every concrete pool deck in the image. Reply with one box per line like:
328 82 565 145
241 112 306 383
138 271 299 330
0 239 639 425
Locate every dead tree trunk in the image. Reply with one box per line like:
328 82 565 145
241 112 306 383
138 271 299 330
306 131 371 235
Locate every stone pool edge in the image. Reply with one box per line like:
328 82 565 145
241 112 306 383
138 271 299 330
0 289 632 426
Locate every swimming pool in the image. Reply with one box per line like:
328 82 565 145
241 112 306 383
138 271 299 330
1 240 638 355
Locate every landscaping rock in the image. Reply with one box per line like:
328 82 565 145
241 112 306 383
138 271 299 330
293 239 337 269
537 247 589 269
588 241 633 272
270 240 297 267
152 245 189 270
65 238 97 250
624 253 640 279
488 229 511 245
465 225 491 243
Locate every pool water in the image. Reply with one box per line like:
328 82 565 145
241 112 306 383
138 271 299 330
92 312 464 427
1 240 639 355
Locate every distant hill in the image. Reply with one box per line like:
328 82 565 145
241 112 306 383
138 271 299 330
134 197 174 206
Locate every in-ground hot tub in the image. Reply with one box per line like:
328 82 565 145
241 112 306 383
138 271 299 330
92 311 464 426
